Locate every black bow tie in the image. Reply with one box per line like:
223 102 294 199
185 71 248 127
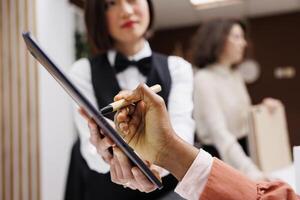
114 52 152 76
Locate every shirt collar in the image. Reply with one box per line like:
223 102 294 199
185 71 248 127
208 63 233 76
107 41 152 67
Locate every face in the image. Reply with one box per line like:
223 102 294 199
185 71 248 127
220 24 247 65
105 0 150 45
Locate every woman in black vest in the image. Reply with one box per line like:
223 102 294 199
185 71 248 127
65 0 195 199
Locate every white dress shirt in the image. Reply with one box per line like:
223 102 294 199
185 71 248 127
193 63 263 180
175 149 213 200
69 41 195 174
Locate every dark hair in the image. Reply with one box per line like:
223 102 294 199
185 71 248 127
191 18 248 69
84 0 154 54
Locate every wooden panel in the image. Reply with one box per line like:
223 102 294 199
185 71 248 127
0 0 40 199
26 0 40 199
2 0 12 199
10 0 21 199
16 0 24 199
19 0 29 199
0 0 3 199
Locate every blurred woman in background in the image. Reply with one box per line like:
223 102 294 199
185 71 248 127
192 18 277 180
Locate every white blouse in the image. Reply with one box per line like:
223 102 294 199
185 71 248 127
193 63 263 180
69 41 195 174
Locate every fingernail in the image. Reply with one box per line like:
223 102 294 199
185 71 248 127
145 160 150 166
124 129 129 135
108 140 114 145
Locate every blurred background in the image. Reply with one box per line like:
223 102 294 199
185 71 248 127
1 0 300 199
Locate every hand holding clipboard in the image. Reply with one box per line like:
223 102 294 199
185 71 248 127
22 32 163 190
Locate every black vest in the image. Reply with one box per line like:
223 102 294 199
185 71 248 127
65 53 181 200
90 52 171 120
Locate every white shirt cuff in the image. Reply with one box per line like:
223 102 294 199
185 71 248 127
175 149 213 200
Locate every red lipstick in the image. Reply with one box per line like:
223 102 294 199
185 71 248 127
121 20 136 28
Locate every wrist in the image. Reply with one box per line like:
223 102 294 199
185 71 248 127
155 129 177 167
156 131 199 181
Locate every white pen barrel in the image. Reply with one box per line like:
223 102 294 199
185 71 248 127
110 84 162 112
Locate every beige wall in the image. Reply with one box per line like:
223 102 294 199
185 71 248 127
36 0 76 199
0 0 40 199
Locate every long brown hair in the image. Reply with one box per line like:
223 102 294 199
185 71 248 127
191 18 248 69
84 0 154 54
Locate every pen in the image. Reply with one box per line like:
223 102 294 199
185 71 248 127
100 84 162 115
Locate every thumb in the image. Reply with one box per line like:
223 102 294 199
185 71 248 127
128 84 166 109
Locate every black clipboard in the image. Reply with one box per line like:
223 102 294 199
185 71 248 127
22 32 163 189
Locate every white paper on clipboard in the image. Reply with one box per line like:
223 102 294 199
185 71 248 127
293 146 300 193
248 103 292 172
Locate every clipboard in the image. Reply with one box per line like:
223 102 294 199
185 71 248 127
22 32 163 189
248 103 292 172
